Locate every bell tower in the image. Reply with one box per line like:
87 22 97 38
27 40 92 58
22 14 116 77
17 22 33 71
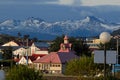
64 35 69 44
58 35 72 52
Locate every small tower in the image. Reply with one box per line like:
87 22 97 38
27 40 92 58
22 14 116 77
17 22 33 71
58 35 72 52
64 35 69 44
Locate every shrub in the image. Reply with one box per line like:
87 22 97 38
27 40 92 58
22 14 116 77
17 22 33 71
65 56 103 76
6 65 44 80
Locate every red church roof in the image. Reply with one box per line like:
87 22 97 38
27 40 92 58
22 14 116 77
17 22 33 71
33 51 78 64
32 54 46 58
33 35 79 64
33 52 61 63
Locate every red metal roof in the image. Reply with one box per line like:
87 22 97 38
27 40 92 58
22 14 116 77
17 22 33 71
14 58 20 62
33 52 61 63
33 35 79 64
32 54 46 58
33 51 78 64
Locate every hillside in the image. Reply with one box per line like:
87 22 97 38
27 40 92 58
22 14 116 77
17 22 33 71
111 29 120 36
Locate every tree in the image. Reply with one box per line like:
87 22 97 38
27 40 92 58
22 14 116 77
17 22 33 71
71 38 91 56
49 35 64 52
2 46 13 59
32 37 38 42
23 34 30 46
98 38 117 50
6 65 44 80
23 34 30 40
49 35 91 56
65 56 103 76
17 32 22 38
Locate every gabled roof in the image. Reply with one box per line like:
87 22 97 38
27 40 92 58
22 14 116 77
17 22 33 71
1 40 33 47
33 52 61 63
2 41 19 46
32 42 49 48
33 51 78 64
14 41 33 46
32 54 46 60
57 52 78 63
14 58 20 62
14 53 46 63
13 47 26 51
33 35 79 64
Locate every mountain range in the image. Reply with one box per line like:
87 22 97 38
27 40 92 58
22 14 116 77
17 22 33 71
0 16 120 40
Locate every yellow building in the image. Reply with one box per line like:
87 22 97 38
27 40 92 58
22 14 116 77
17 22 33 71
33 36 78 74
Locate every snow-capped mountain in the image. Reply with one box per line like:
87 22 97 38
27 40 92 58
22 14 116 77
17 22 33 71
0 16 120 40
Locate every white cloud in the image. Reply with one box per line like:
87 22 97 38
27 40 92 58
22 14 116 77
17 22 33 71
45 0 81 6
81 0 120 6
46 0 120 6
44 0 72 6
0 0 120 6
58 0 74 5
0 0 57 5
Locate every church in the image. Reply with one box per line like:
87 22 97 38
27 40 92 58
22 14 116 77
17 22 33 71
33 35 79 74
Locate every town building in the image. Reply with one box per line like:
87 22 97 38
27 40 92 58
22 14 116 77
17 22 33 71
1 40 49 65
33 35 78 74
85 38 101 51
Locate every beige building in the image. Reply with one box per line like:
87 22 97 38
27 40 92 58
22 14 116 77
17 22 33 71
86 38 101 50
13 47 26 59
33 36 78 74
30 43 48 55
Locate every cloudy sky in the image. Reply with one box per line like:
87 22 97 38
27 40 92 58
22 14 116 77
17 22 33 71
0 0 120 6
0 0 120 22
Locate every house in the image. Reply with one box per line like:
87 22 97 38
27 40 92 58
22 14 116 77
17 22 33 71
18 55 39 67
17 54 46 67
33 35 78 74
2 40 33 47
30 43 49 55
1 40 49 59
85 38 101 51
18 56 27 65
13 47 27 59
1 40 49 66
13 42 49 66
12 42 49 57
1 40 33 57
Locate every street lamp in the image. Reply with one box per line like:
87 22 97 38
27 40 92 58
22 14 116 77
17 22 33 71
99 32 111 80
113 35 120 64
